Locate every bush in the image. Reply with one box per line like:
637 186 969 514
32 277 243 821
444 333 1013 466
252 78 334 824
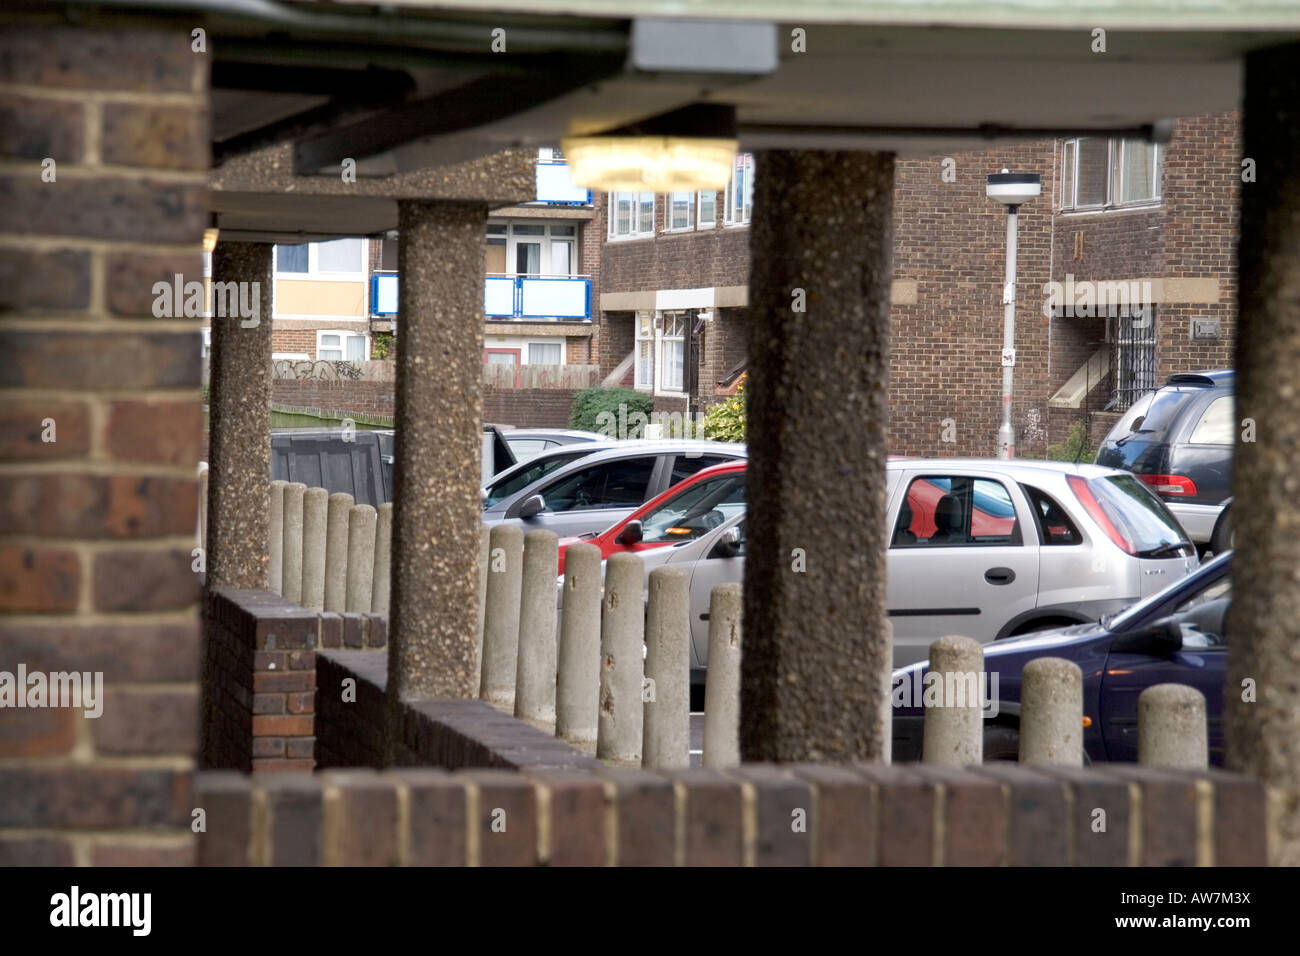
701 374 747 442
569 387 654 438
371 332 394 360
1046 419 1092 462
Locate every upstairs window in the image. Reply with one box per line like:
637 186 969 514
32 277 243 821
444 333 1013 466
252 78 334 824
725 153 755 225
609 192 656 239
1061 137 1161 210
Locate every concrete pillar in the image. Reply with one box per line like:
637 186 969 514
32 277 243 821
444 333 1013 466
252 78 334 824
597 552 645 766
480 523 523 709
1139 683 1208 770
741 150 895 762
1229 42 1300 863
702 583 742 768
206 242 273 589
514 529 559 730
921 636 984 767
346 504 377 613
371 502 392 616
387 200 486 727
268 480 286 594
323 492 353 612
281 482 306 604
300 486 328 611
556 542 602 752
643 567 690 769
1019 657 1083 766
477 522 490 668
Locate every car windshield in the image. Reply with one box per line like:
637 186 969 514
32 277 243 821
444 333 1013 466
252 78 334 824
1112 388 1195 440
639 474 746 544
484 450 590 507
1090 473 1192 557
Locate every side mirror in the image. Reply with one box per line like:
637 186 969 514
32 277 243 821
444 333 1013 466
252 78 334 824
711 525 743 559
617 519 643 545
480 487 488 505
1111 616 1182 656
517 494 546 519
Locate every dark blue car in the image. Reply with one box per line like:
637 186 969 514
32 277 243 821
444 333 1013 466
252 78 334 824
891 550 1231 765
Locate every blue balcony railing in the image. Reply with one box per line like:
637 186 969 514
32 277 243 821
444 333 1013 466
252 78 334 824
371 271 591 321
534 161 591 205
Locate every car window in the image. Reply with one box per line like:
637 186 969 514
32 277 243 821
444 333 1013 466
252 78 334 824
506 438 551 461
1084 474 1191 556
1188 395 1234 445
539 457 656 512
1171 577 1231 648
892 476 1021 547
1128 388 1195 438
669 454 735 484
484 449 589 507
1022 484 1083 545
639 474 745 544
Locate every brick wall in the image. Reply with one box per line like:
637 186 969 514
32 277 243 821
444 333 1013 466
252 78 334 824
600 196 751 293
0 20 207 866
699 306 750 404
272 378 396 421
271 328 318 356
483 387 579 428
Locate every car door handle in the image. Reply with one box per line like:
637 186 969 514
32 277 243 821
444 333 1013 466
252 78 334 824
984 567 1016 585
699 613 709 621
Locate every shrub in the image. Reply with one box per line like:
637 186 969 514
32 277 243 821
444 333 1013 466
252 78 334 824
371 332 394 360
1046 419 1092 462
702 375 747 442
568 387 654 437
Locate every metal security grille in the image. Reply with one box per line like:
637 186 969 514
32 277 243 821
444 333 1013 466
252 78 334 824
1107 307 1157 411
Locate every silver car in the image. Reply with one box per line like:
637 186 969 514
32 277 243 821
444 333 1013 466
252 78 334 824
607 459 1199 678
499 427 605 466
483 440 746 539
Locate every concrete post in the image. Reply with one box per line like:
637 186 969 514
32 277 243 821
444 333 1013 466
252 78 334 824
921 635 984 767
387 200 486 751
479 523 523 710
1139 683 1208 770
371 502 392 616
346 504 377 613
643 566 690 769
1019 657 1084 766
514 529 559 730
205 242 273 589
556 542 602 752
1229 42 1300 863
300 486 328 611
268 479 286 594
323 492 353 613
597 552 645 766
742 151 895 762
281 482 306 604
476 522 490 672
702 583 742 768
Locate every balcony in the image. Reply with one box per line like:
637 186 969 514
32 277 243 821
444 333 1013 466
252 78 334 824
534 161 591 205
370 271 591 322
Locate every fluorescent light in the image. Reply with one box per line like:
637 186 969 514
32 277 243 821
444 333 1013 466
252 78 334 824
562 136 737 192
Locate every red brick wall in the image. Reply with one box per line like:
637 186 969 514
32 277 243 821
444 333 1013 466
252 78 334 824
272 378 396 420
600 194 751 293
483 387 580 428
272 329 318 356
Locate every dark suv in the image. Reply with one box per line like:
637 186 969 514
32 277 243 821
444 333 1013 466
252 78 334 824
1095 369 1234 552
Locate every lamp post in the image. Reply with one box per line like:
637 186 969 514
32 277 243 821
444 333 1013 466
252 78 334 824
986 170 1041 459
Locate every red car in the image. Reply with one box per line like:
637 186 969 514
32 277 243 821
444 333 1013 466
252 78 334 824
557 461 747 574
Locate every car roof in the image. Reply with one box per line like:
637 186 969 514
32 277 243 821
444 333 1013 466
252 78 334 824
501 428 604 441
1165 369 1233 387
888 457 1124 479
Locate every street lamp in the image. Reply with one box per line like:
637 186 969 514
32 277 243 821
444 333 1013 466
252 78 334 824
986 169 1041 459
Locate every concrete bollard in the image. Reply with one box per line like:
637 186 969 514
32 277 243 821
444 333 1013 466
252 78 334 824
345 504 377 613
323 492 353 613
476 522 490 673
479 524 524 710
1139 683 1209 769
281 482 307 604
300 486 328 610
921 635 985 766
597 552 646 766
702 582 742 768
370 502 392 617
643 566 690 769
1019 657 1084 765
556 542 602 752
268 479 286 594
514 530 560 730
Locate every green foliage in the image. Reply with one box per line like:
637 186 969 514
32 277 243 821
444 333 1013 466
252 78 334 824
1046 419 1092 462
702 375 747 442
371 332 394 360
569 387 654 437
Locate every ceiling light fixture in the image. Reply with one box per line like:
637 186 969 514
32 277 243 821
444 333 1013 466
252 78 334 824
563 104 737 192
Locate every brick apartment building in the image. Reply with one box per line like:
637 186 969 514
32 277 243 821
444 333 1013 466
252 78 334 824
598 111 1239 457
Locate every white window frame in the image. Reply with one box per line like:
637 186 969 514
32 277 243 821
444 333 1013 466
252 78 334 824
656 311 687 395
724 153 755 226
664 191 695 232
634 312 655 390
608 192 656 240
274 239 367 281
527 341 564 365
697 190 718 230
1060 137 1161 212
315 329 369 362
490 219 581 277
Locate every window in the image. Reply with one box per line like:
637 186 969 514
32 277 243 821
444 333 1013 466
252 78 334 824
1061 137 1161 210
640 474 746 544
659 312 686 392
609 192 656 239
725 153 755 225
317 330 367 361
1108 307 1157 411
484 449 592 507
1022 485 1083 545
666 192 694 231
528 342 562 365
275 239 364 277
669 455 735 485
539 457 656 512
277 244 308 273
1189 395 1234 445
200 327 211 358
635 312 654 389
698 190 717 229
891 476 1021 547
488 220 580 276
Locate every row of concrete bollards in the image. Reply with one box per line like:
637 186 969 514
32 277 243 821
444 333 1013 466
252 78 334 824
920 635 1210 769
266 480 392 615
477 525 744 768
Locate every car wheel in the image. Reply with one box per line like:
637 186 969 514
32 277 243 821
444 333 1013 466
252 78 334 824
1210 505 1234 555
983 724 1020 762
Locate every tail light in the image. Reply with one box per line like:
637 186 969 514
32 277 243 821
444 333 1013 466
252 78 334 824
1137 474 1198 497
1067 474 1136 555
